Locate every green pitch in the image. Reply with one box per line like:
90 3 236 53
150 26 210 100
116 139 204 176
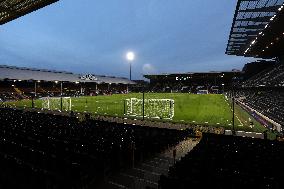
5 93 268 132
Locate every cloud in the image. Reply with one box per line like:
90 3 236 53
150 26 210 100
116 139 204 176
142 63 156 74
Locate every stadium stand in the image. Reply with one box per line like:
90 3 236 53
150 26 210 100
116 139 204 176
144 71 242 93
241 63 284 87
159 133 284 189
225 0 284 135
0 0 283 188
0 65 135 85
242 60 277 80
0 65 135 101
232 61 284 133
235 89 284 131
0 107 190 189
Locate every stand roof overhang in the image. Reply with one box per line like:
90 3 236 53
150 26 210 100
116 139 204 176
0 0 58 25
226 0 284 58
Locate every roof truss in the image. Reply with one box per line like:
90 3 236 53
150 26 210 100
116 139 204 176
226 0 284 56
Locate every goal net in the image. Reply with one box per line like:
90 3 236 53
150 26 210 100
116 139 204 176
41 97 72 111
126 98 174 119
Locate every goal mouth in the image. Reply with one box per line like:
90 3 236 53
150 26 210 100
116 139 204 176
125 98 174 120
41 97 72 111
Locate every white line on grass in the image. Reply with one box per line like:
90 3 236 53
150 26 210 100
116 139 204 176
235 114 243 127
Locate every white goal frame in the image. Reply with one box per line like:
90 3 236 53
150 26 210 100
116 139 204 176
126 98 174 119
41 97 72 111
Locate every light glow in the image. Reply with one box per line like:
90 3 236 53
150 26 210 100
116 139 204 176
126 51 135 61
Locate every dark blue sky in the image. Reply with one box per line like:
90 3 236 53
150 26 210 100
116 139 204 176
0 0 255 79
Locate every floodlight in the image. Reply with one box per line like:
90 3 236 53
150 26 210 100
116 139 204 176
126 51 135 61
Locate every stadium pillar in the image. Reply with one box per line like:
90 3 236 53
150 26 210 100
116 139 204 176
142 88 145 120
31 97 34 108
33 81 37 108
34 81 37 97
232 95 235 135
232 84 235 135
123 100 126 116
80 83 83 95
60 82 63 111
130 62 132 80
231 75 238 135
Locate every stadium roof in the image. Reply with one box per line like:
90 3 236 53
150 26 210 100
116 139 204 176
226 0 284 58
144 71 243 80
246 6 284 58
144 70 242 77
0 0 58 25
0 65 135 84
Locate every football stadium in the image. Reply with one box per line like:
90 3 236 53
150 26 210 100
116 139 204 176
0 0 284 188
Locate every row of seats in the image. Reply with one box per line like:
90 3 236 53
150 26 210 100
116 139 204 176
0 93 16 101
159 133 284 188
0 108 189 189
95 115 224 134
242 63 284 88
236 90 284 128
0 81 130 101
148 82 222 93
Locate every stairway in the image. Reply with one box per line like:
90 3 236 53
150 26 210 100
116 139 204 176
97 137 200 189
13 87 28 99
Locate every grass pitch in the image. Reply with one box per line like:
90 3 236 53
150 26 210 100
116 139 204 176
79 93 235 126
5 93 269 133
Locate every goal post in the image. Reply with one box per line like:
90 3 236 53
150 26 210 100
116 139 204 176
126 98 174 119
41 97 72 111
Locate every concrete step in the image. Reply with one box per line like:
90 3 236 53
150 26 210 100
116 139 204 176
144 159 171 170
108 174 135 188
119 173 158 189
96 179 129 189
98 138 200 189
125 168 160 183
138 163 169 175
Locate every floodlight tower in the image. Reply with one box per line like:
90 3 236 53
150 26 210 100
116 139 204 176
126 51 135 80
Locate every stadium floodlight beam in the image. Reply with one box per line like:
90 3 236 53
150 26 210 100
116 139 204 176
126 51 135 80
